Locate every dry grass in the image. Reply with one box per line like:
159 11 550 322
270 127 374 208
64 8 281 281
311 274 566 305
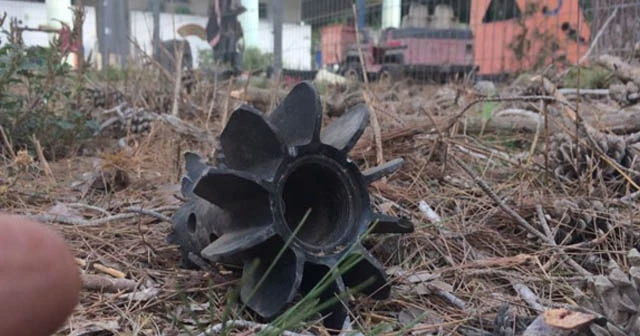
1 67 639 336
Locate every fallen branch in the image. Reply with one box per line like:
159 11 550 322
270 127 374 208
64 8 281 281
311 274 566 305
596 54 640 88
463 108 543 134
81 274 137 292
558 88 609 96
157 114 216 144
230 86 287 104
32 205 176 226
123 205 174 223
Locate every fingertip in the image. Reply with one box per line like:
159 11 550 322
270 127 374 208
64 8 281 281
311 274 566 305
0 213 80 336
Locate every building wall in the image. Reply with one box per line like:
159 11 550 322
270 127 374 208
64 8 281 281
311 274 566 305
125 0 302 23
260 0 302 23
256 19 311 69
128 0 210 16
0 0 312 69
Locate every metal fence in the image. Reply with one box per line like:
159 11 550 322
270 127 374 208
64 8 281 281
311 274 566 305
1 0 639 80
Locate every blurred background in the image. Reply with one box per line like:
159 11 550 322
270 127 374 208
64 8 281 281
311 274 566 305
0 0 638 82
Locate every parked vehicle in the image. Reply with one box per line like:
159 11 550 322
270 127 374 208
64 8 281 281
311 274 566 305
319 0 591 83
338 25 476 83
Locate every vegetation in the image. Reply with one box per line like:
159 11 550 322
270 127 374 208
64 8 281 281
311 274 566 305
562 65 611 89
242 46 272 72
0 20 96 160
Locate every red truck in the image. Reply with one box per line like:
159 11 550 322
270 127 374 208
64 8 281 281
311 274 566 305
320 3 476 83
334 25 476 83
320 0 591 83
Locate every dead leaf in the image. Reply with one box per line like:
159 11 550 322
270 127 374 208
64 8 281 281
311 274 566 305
543 308 596 330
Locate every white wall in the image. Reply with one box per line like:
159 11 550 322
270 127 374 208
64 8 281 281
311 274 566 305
128 10 211 67
260 0 302 23
1 1 53 47
0 0 312 70
257 20 311 70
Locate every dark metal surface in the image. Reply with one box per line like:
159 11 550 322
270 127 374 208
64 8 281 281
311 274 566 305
167 81 413 331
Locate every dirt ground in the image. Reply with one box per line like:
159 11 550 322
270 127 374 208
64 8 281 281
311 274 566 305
3 62 640 336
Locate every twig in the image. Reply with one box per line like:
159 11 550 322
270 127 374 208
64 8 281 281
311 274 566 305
81 274 137 292
512 283 544 312
620 189 640 204
578 7 618 65
221 76 234 127
32 205 176 226
75 258 87 268
452 155 546 241
558 88 609 96
205 60 220 130
451 156 592 276
535 204 553 237
268 71 281 112
0 124 15 159
171 41 184 116
188 252 216 273
543 100 550 182
352 3 383 165
123 205 174 223
66 202 112 216
93 263 126 279
34 213 134 226
432 287 466 310
31 135 55 183
127 36 175 85
195 320 313 336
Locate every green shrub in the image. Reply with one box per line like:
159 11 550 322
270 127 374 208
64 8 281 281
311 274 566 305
563 65 611 89
242 46 271 71
175 6 192 15
0 28 96 159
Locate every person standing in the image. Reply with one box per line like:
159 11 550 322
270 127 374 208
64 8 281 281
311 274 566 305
206 0 246 75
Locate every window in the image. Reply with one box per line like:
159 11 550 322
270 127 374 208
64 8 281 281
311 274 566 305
482 0 521 23
259 2 268 19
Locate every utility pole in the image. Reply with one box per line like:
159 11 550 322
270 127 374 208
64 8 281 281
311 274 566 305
152 0 161 61
97 0 131 70
356 0 366 31
271 0 283 79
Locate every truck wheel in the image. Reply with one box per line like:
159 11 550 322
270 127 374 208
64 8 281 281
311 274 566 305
344 64 362 82
378 65 403 84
